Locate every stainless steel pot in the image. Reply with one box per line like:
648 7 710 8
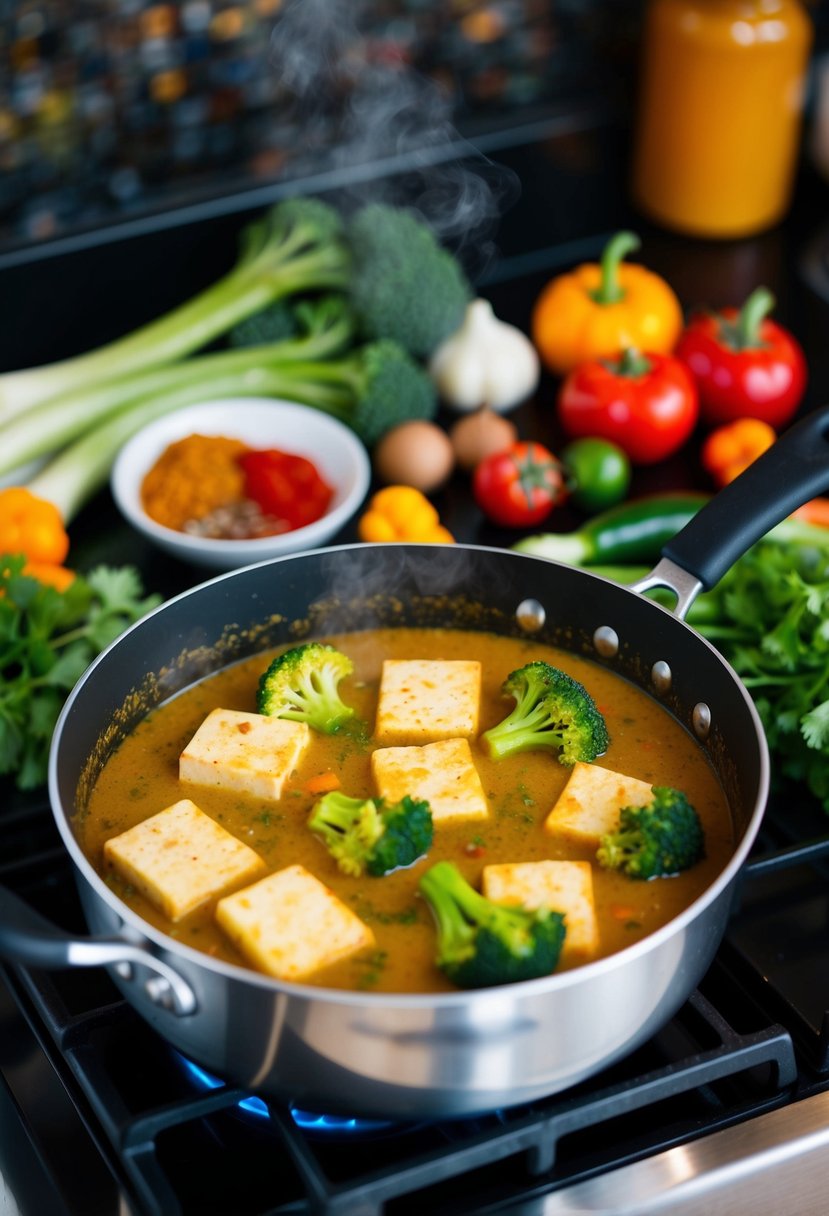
2 408 829 1120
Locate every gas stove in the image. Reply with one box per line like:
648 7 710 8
3 785 829 1216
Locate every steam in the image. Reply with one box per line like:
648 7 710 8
268 0 519 275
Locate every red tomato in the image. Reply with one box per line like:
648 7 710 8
472 441 567 528
239 449 333 531
675 288 807 429
556 349 698 465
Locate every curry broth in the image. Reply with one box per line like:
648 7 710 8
78 628 735 994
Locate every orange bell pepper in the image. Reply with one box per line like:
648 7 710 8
700 417 776 487
530 231 683 377
0 487 69 565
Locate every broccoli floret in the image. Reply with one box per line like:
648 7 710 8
419 861 566 989
257 642 355 733
229 300 299 348
480 661 609 765
347 203 471 359
596 786 705 880
309 791 434 877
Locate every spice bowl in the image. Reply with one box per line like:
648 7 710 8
110 398 371 570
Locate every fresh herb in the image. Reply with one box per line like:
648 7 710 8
355 950 389 989
0 555 160 790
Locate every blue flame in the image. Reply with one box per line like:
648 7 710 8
177 1053 395 1133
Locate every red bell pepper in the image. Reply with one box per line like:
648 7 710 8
675 287 807 430
556 348 698 465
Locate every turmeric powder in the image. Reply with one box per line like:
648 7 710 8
141 434 248 531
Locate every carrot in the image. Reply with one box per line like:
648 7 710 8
304 771 341 795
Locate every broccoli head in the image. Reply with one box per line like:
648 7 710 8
347 203 470 359
257 642 355 734
480 661 609 765
309 790 434 877
419 861 566 989
596 786 705 880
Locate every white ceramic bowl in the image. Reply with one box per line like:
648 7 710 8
111 398 371 570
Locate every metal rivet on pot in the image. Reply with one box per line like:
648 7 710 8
651 661 672 693
693 703 712 740
593 626 619 658
516 598 545 633
113 961 133 981
145 976 175 1010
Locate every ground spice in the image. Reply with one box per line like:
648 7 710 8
141 434 248 531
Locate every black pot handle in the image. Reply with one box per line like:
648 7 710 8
0 884 197 1016
661 406 829 590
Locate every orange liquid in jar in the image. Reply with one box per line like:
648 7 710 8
632 0 813 238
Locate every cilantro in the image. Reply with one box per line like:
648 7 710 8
686 522 829 813
0 555 161 790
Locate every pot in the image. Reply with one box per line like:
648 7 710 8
2 409 829 1120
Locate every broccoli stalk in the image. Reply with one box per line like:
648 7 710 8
25 301 435 521
419 861 566 989
596 786 705 880
309 791 434 877
0 198 350 427
481 661 609 765
257 642 356 734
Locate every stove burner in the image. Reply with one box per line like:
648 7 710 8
176 1052 399 1135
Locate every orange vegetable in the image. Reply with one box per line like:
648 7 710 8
304 771 341 795
531 231 683 377
358 485 454 543
0 487 69 566
22 561 75 591
700 417 776 487
791 497 829 528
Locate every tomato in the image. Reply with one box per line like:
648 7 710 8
675 288 807 429
472 441 567 528
557 348 699 465
239 449 334 531
560 437 631 513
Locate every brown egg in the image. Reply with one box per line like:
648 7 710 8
450 409 518 472
373 420 455 492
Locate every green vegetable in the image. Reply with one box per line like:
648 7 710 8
561 437 631 514
24 300 436 520
481 660 609 765
0 198 350 429
596 786 705 880
512 493 708 566
419 860 566 989
309 790 434 877
347 204 471 359
0 556 160 790
257 642 356 734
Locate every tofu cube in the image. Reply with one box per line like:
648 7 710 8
371 737 489 824
544 762 655 849
215 864 375 982
374 659 481 743
103 798 266 921
179 708 310 800
482 860 599 967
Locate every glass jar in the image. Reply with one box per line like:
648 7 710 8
631 0 813 239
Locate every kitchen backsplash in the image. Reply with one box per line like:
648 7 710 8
0 0 640 251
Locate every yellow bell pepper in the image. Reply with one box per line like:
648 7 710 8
358 486 454 543
0 487 70 565
530 231 683 377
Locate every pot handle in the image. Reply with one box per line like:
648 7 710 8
0 884 197 1017
632 406 829 616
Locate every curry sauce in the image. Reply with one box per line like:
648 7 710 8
77 628 735 994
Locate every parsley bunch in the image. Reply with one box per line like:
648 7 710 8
0 555 160 790
688 520 829 812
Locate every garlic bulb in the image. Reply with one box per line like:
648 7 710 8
428 298 541 413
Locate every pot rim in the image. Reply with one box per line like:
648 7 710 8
48 541 770 1008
